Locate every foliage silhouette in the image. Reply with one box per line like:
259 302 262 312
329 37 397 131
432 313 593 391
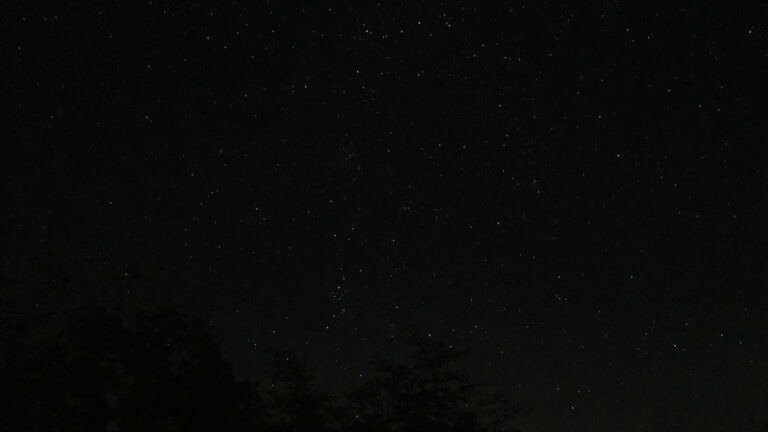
0 259 248 431
342 336 526 432
1 304 248 431
1 261 528 431
261 351 336 432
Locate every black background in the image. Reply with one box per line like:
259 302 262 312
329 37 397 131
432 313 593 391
3 1 768 430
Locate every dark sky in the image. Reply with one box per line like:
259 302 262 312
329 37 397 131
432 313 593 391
3 1 768 430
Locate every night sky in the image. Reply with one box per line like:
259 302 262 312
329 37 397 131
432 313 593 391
3 1 768 430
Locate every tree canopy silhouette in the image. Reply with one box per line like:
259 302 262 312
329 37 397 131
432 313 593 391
343 336 526 432
0 258 248 431
1 304 248 431
1 259 528 431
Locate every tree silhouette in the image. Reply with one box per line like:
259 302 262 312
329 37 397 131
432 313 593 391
343 336 527 432
261 350 334 432
0 258 250 431
1 304 250 431
1 259 535 431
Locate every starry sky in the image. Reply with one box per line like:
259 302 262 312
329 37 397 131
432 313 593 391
3 1 768 430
